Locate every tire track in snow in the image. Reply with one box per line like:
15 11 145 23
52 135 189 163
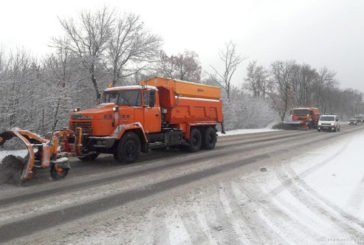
238 182 313 244
165 209 192 245
151 209 171 245
180 210 211 244
222 182 269 244
229 180 292 244
197 185 242 245
269 137 350 197
346 176 364 214
191 203 219 245
275 166 364 241
217 183 253 244
285 166 364 236
268 190 328 240
240 179 324 243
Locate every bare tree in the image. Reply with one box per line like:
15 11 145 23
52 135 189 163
157 50 201 82
244 61 271 98
211 41 242 100
44 41 75 131
57 7 114 100
108 14 161 86
270 61 296 121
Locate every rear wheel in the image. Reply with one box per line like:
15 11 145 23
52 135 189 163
78 153 99 162
188 128 202 152
114 132 141 163
50 164 69 180
202 127 217 150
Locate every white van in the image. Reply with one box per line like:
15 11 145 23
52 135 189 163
317 115 340 132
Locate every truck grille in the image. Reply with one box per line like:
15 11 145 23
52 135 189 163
70 121 92 135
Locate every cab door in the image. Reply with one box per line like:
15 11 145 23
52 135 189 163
143 89 161 133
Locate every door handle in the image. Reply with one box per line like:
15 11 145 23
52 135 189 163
155 114 159 117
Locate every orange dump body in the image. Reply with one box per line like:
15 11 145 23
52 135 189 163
141 77 223 133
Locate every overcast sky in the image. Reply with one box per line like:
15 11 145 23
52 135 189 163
0 0 363 91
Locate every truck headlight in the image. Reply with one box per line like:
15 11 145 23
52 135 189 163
73 107 80 112
112 106 119 112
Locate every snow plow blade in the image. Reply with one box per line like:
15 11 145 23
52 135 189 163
282 121 307 130
0 129 37 184
0 128 73 185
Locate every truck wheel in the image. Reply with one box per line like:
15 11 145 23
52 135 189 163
50 164 69 180
188 128 202 152
115 132 141 163
78 153 99 162
202 127 217 150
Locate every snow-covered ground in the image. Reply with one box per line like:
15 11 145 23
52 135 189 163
218 128 280 137
0 150 27 163
23 129 364 244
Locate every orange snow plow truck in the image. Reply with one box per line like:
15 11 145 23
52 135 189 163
0 77 224 184
283 107 320 129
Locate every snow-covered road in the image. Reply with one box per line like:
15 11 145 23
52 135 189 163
65 129 364 244
3 126 364 244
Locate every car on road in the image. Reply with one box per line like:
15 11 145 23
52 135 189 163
349 118 358 125
317 115 340 132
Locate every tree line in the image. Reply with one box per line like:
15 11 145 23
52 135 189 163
0 7 362 133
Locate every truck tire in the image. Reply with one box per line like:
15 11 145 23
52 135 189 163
50 164 69 180
78 153 99 162
114 132 141 163
188 128 202 152
202 127 217 150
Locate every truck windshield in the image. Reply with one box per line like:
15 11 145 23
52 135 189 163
104 90 141 106
292 109 310 116
320 116 335 121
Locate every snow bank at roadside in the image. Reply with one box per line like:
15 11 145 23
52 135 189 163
218 128 280 137
0 150 27 163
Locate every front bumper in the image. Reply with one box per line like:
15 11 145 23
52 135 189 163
318 125 336 131
88 137 116 148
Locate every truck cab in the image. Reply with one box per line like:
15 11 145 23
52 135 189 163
103 86 162 133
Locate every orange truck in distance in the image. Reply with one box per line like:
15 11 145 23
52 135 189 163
283 107 320 129
69 77 224 163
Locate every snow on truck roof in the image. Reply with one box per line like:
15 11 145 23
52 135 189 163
143 77 221 89
104 85 157 92
292 107 319 110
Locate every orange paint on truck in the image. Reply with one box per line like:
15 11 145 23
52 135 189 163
69 77 224 163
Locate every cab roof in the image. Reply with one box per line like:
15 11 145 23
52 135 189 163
104 85 157 92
